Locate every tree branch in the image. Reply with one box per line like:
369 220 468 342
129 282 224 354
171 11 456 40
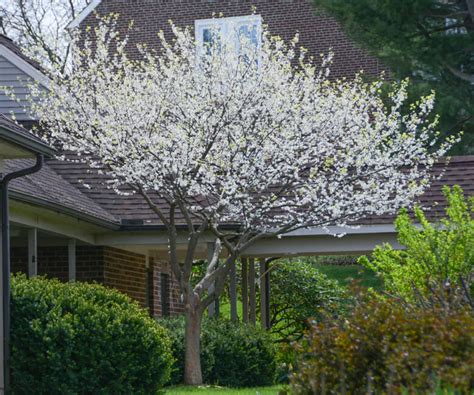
446 64 474 82
137 186 171 228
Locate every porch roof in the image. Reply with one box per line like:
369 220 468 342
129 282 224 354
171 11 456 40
7 159 119 228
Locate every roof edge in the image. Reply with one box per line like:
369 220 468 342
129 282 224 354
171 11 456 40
11 190 120 230
0 123 56 158
0 45 50 89
67 0 102 29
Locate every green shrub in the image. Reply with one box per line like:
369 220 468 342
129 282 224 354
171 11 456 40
265 259 348 343
11 275 173 394
159 317 276 387
290 295 474 394
360 185 474 301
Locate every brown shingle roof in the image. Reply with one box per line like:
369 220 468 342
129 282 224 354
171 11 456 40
356 156 474 225
46 154 180 225
46 155 474 228
6 159 118 226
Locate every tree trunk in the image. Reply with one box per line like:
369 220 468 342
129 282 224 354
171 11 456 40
184 306 203 385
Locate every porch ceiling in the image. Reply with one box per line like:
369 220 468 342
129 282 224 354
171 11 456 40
95 224 400 260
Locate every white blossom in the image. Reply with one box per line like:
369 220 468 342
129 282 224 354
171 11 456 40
28 17 454 238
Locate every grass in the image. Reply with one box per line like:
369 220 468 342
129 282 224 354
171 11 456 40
163 385 285 394
314 264 383 290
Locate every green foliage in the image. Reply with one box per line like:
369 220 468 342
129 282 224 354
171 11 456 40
290 295 474 394
360 186 474 300
159 317 276 387
11 275 173 394
267 259 348 343
313 0 474 154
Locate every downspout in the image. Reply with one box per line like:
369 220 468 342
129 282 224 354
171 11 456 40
0 154 43 394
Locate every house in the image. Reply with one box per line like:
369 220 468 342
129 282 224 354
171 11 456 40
0 0 473 324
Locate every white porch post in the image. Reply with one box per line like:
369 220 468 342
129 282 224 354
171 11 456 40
68 239 76 282
248 258 256 325
241 258 249 323
259 258 267 329
259 258 271 329
27 228 37 278
229 263 238 321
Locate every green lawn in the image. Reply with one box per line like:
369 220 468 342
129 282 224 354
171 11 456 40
163 385 285 394
314 264 383 290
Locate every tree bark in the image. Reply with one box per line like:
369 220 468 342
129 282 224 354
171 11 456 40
466 0 474 25
184 305 203 385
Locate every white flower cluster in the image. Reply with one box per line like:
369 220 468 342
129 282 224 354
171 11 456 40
29 17 455 235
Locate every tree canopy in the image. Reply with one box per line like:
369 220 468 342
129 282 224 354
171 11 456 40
313 0 474 154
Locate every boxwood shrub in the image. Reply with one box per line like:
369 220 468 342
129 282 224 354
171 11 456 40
11 275 173 394
159 316 276 387
290 295 474 394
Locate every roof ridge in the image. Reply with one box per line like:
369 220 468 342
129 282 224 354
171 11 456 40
0 33 13 42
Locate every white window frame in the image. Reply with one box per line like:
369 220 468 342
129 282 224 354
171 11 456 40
195 14 263 54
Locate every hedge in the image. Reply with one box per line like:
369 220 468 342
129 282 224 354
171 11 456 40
11 275 173 394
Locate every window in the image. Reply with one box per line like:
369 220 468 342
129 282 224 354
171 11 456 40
195 15 262 56
445 18 467 35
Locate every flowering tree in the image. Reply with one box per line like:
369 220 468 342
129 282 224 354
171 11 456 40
27 18 454 384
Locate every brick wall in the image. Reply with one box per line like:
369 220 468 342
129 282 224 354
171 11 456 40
103 247 148 306
85 0 384 79
11 247 27 275
149 260 185 317
12 246 104 282
11 245 185 316
76 246 105 282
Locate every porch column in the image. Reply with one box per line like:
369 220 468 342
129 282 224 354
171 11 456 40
265 259 270 329
248 258 256 325
259 258 270 329
207 242 219 317
68 239 76 282
241 258 248 323
27 228 37 278
229 263 238 322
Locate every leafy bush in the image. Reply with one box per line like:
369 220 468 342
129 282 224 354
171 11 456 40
11 275 173 394
360 185 474 300
262 259 348 343
159 317 276 387
290 295 474 394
